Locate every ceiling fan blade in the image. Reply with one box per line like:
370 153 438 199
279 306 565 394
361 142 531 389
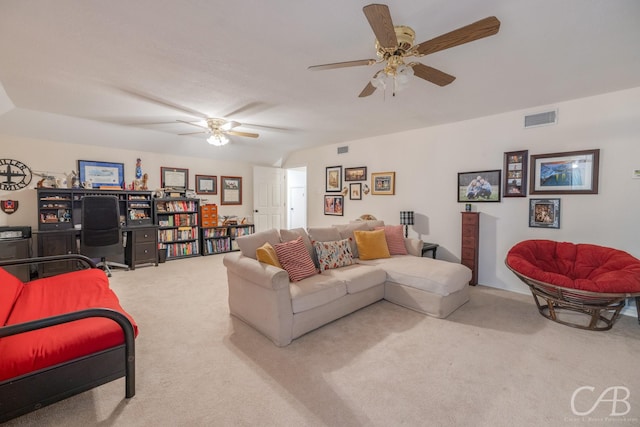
223 101 272 117
415 16 501 56
358 81 377 98
308 59 376 71
178 131 207 136
363 4 397 50
220 120 241 131
176 119 209 130
113 87 209 119
227 130 259 138
411 63 456 86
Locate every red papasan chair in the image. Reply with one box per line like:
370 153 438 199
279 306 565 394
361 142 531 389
506 240 640 331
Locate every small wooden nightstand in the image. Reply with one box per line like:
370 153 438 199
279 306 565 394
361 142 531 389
421 242 439 259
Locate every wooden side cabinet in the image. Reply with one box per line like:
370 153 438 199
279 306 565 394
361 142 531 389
36 231 78 277
125 226 158 269
461 212 479 286
0 238 31 281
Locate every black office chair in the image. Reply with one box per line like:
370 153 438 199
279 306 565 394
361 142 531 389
80 195 129 277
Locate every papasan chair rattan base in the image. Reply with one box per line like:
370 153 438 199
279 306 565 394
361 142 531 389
506 240 640 331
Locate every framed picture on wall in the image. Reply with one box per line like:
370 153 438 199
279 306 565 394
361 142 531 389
529 198 561 228
195 175 217 194
326 166 342 192
324 195 344 216
221 176 242 205
371 172 395 195
503 150 528 197
78 160 124 189
530 149 600 194
161 166 188 190
457 170 501 202
349 183 362 200
345 166 367 182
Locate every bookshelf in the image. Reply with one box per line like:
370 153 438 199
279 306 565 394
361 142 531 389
154 198 200 260
201 226 231 255
200 222 254 256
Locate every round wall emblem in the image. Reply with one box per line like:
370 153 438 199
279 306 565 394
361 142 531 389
0 159 33 191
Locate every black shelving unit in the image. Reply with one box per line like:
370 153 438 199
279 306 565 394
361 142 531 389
200 224 254 255
153 198 200 260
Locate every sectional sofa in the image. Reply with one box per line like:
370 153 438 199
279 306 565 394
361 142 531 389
223 221 472 346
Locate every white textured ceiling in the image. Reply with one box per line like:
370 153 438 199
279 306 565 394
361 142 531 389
1 1 639 165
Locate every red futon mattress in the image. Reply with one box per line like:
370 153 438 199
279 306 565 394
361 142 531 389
506 239 640 294
0 268 138 381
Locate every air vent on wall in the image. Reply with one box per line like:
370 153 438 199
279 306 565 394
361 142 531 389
524 110 557 128
337 146 349 154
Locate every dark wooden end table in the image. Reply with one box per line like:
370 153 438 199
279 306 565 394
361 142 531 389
421 242 439 259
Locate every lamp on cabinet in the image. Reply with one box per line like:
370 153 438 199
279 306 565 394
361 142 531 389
400 211 414 238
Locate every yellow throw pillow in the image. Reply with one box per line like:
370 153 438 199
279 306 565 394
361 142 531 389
353 229 391 260
256 242 282 268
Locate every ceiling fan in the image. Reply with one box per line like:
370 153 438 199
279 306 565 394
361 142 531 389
177 118 259 146
308 3 500 97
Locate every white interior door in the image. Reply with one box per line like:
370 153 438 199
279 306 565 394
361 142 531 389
253 166 284 232
288 186 306 229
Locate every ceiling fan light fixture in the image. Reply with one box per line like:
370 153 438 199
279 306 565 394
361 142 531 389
396 64 413 85
370 71 388 89
207 133 229 146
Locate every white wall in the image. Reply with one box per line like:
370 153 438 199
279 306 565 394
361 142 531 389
2 87 639 308
284 87 640 297
0 135 255 230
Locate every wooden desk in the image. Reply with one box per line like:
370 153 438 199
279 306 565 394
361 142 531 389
36 226 158 276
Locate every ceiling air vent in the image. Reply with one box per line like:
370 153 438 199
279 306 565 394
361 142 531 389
337 146 349 154
524 110 557 128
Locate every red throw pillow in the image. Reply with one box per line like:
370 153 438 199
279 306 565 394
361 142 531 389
274 237 318 282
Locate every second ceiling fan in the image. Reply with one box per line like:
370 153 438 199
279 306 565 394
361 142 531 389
178 118 259 146
308 3 501 97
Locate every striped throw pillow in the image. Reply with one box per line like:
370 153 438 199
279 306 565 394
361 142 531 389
375 225 408 255
274 237 318 282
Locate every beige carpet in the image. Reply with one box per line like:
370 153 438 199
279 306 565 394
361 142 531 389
5 255 640 426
